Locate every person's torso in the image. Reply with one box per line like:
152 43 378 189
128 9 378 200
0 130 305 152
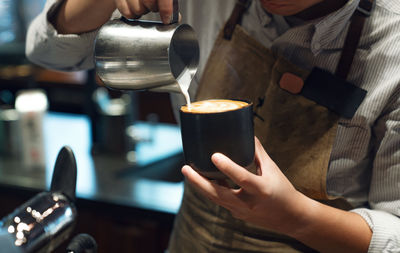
184 0 400 207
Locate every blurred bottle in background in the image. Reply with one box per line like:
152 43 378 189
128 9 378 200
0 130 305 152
0 107 22 158
15 89 48 169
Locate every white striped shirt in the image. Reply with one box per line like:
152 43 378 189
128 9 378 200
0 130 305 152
240 1 400 251
26 0 400 251
243 0 400 252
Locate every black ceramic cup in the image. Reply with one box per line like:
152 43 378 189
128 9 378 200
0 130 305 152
180 99 255 179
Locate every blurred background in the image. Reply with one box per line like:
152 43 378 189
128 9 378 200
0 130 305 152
0 1 184 252
0 0 45 56
0 0 177 122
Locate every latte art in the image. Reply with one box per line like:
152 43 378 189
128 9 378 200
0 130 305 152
181 99 249 113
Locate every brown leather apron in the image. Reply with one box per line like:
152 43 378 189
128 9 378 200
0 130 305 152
168 0 373 252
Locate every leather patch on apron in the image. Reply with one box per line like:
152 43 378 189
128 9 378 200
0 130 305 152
279 72 304 94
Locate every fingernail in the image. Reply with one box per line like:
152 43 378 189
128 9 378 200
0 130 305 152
162 15 171 24
212 153 223 163
181 165 191 175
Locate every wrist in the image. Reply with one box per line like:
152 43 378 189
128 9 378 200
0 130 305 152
282 191 321 239
283 195 372 253
51 0 116 34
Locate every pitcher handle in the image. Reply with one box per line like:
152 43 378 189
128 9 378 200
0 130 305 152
170 0 179 24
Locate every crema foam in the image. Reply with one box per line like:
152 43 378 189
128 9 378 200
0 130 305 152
181 99 249 113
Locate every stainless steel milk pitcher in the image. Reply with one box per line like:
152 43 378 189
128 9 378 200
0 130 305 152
94 16 199 93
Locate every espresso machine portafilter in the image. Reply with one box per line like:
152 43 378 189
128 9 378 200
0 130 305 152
0 146 78 253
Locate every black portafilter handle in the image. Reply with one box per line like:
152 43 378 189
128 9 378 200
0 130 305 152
66 233 97 253
50 146 77 202
0 146 78 253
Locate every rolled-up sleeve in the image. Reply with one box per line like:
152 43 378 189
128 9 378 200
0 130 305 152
352 208 400 252
352 92 400 252
25 0 98 71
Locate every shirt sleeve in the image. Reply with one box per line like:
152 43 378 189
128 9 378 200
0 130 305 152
352 208 400 252
25 0 99 71
351 90 400 253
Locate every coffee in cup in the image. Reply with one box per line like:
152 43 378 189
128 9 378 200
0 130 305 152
180 99 254 179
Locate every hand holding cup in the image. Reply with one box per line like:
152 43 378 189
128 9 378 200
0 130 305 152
180 99 255 179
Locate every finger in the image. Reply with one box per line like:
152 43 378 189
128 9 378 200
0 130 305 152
254 136 278 175
254 136 267 162
157 0 173 24
115 0 135 18
125 0 149 17
141 0 158 12
182 165 244 209
253 137 266 175
211 153 259 193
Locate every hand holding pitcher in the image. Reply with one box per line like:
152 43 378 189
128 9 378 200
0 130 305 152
51 0 177 35
114 0 179 24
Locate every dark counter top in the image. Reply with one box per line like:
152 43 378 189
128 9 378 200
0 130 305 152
0 112 184 215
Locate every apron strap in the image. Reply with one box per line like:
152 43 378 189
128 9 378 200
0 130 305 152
223 0 252 40
335 0 375 80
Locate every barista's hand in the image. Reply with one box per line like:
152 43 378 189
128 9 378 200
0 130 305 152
182 137 373 252
115 0 175 24
53 0 175 34
181 137 312 235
